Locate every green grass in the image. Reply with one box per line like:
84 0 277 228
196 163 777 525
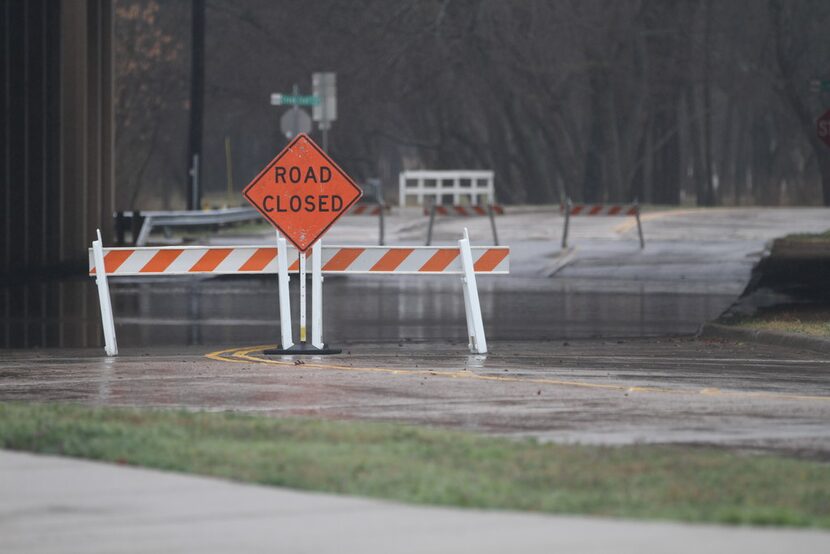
735 318 830 338
781 230 830 243
729 306 830 338
2 402 829 528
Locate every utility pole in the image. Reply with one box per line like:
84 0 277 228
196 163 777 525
186 0 205 210
702 0 714 206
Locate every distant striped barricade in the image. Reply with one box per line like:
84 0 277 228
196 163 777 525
346 201 390 245
424 203 504 246
559 198 644 249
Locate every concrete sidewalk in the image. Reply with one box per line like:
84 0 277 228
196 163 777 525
1 450 827 553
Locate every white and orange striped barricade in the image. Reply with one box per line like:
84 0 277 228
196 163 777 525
346 202 390 245
88 229 509 356
425 204 504 246
560 198 644 249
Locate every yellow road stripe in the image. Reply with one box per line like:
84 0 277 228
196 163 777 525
613 209 701 234
204 345 830 403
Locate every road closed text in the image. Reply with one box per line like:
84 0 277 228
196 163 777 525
262 165 343 213
262 194 343 213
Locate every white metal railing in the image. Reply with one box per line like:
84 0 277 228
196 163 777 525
398 170 495 208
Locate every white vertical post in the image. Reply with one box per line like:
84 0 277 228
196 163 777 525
276 231 294 349
93 229 118 356
458 227 487 354
399 173 405 208
311 240 324 349
299 250 307 343
135 216 153 246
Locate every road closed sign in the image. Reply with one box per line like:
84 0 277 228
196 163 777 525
818 109 830 149
243 134 362 251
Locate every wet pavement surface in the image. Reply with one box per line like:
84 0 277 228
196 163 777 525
1 338 829 456
3 207 830 453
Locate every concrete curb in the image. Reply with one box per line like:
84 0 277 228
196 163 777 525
698 322 830 354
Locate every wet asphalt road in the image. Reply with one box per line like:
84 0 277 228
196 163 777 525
2 207 830 452
2 337 829 456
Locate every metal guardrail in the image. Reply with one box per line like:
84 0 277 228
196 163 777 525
114 207 260 246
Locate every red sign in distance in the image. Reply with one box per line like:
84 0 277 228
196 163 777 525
819 110 830 149
243 134 362 251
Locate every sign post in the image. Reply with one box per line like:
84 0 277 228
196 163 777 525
243 133 362 354
312 72 337 151
271 86 318 141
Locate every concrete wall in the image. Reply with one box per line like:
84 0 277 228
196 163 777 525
1 0 114 278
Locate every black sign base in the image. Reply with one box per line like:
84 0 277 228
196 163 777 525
263 343 342 356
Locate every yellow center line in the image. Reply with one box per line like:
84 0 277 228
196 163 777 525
204 346 830 403
613 209 701 234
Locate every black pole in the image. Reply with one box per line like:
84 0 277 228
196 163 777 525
186 0 205 210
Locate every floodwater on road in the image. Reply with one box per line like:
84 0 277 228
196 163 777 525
8 206 829 351
1 275 735 350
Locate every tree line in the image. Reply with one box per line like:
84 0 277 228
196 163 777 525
115 0 830 207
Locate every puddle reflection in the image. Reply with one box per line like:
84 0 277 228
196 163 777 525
1 276 736 349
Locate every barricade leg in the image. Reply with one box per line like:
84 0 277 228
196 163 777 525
299 251 307 343
312 240 324 349
135 216 153 246
378 203 385 246
635 204 645 249
92 229 118 356
488 204 499 246
458 228 487 354
561 198 571 249
426 204 436 246
277 232 294 349
265 235 340 356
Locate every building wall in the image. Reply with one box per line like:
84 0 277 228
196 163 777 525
1 0 114 279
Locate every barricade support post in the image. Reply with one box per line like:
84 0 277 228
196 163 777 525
426 204 436 246
378 203 385 246
299 251 307 343
276 232 294 349
562 198 571 249
92 229 118 356
459 228 487 354
635 201 645 249
487 204 499 246
312 240 324 349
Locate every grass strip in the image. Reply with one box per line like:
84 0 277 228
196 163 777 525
727 306 830 339
734 318 830 338
1 402 828 528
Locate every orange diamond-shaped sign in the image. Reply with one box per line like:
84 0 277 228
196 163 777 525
243 134 362 251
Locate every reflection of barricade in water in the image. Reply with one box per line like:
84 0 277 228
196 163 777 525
89 229 509 357
424 204 504 246
560 198 644 249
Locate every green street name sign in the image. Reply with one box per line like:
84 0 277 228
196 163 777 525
271 93 320 106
